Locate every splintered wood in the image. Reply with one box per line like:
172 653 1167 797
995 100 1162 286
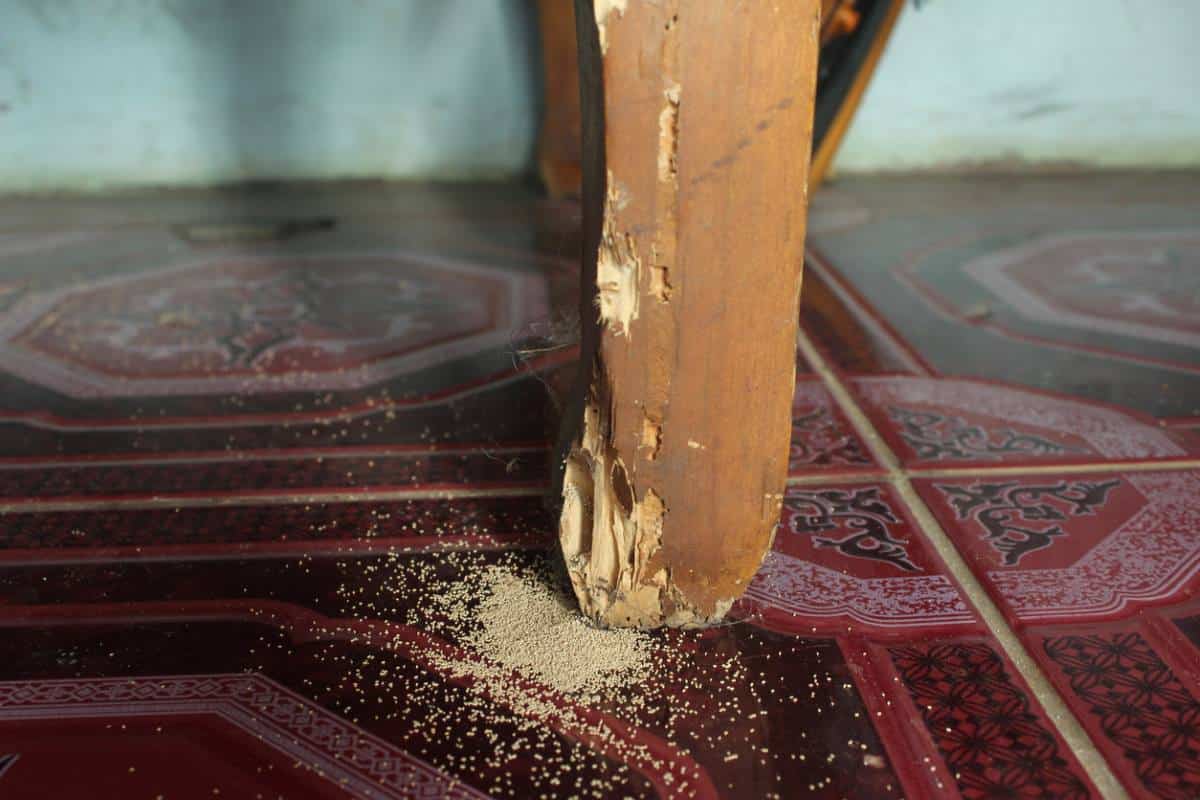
557 0 821 628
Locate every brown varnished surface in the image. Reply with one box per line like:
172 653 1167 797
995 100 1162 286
560 1 821 625
535 0 583 198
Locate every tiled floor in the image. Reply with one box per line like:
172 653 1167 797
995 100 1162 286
0 174 1197 798
804 173 1200 420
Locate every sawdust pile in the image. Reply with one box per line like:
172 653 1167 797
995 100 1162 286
269 546 830 798
319 549 725 795
458 565 652 697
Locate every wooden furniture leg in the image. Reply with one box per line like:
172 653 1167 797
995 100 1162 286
810 0 905 185
557 0 821 628
534 0 583 198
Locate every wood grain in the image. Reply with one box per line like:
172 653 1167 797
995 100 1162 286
557 0 821 628
535 0 583 198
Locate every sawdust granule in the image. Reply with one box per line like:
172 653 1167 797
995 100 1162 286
456 564 652 697
267 543 808 798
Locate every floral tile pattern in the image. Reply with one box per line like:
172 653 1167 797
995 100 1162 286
1040 631 1200 800
889 639 1093 800
0 496 549 561
807 173 1200 418
0 449 548 503
3 176 1198 798
735 483 1098 798
741 482 975 634
853 376 1198 469
0 674 487 799
789 379 878 475
0 254 546 399
919 470 1200 797
916 470 1200 625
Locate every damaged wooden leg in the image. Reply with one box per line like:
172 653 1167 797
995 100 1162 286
557 0 821 628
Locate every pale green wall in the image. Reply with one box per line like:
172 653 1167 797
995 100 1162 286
0 0 539 191
834 0 1200 172
2 0 1197 191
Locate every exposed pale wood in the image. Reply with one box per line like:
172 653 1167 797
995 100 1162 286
557 0 821 628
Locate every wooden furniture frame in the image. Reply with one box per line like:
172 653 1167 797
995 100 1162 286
555 0 822 628
535 0 904 196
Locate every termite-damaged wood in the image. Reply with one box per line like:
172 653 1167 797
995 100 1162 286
556 0 821 628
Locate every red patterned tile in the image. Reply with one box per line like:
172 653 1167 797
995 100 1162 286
789 379 878 475
740 483 975 636
16 180 1193 798
916 230 1200 375
0 510 1099 800
0 673 483 800
917 470 1200 625
808 174 1200 419
799 257 933 376
0 448 548 503
854 376 1198 468
0 554 907 800
0 368 566 459
0 497 549 564
0 190 574 462
1035 621 1200 800
0 619 663 800
887 638 1093 799
918 470 1200 798
734 483 1101 797
0 253 548 399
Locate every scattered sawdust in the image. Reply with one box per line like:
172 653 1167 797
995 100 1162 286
459 565 651 697
244 505 883 797
322 548 735 796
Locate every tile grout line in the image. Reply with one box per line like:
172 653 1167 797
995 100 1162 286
795 329 1129 800
0 486 545 514
0 444 549 470
786 471 885 486
804 246 936 376
909 458 1200 480
786 459 1200 487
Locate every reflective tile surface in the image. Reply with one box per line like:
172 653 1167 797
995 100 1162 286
0 175 1197 798
805 173 1200 420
